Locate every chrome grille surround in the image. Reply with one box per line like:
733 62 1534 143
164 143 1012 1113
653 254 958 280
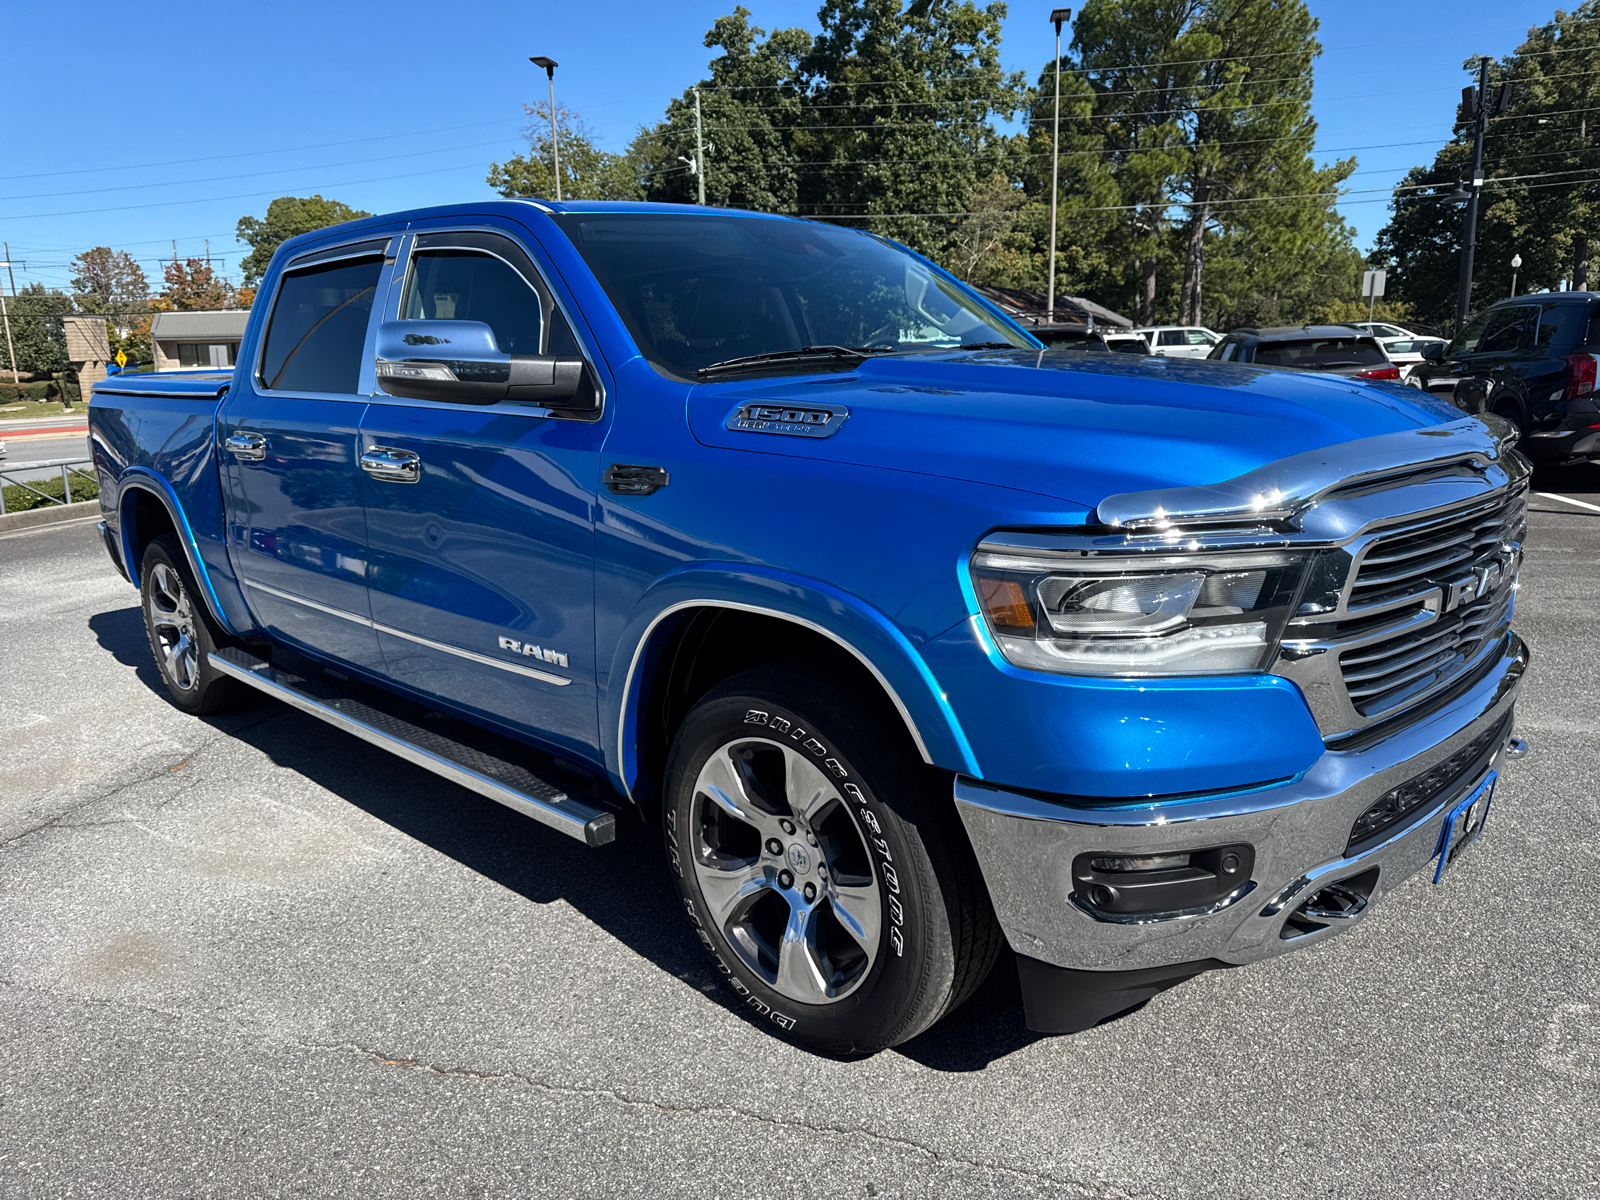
980 417 1530 741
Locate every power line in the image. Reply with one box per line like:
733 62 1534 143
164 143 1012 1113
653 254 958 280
4 118 521 183
0 138 515 204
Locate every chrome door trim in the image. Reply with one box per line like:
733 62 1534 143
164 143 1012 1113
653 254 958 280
242 578 571 687
614 600 936 797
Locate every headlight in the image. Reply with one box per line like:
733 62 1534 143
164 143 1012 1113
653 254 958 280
971 548 1308 676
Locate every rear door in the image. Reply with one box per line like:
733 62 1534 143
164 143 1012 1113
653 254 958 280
217 234 398 671
358 222 609 758
1447 304 1538 415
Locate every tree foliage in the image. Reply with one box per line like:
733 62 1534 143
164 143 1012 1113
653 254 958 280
69 247 148 327
1016 0 1355 326
0 284 73 374
1375 4 1600 328
159 257 235 311
236 195 373 286
488 103 645 201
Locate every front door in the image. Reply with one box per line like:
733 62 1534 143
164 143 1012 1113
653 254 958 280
217 236 396 672
359 224 608 759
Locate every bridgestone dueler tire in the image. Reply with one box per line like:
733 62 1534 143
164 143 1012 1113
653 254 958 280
663 664 1001 1054
139 533 245 716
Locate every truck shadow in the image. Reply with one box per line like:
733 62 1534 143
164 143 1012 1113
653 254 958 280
87 600 1044 1069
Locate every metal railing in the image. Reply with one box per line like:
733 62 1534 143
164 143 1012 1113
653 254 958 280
0 456 95 516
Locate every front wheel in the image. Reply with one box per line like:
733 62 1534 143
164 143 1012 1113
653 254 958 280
663 665 1000 1054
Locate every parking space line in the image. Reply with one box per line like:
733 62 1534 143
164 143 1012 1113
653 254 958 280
1534 492 1600 515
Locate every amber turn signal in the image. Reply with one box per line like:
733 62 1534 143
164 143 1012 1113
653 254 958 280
978 577 1034 630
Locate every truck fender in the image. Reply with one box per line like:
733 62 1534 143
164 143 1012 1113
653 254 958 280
115 469 243 638
602 562 981 800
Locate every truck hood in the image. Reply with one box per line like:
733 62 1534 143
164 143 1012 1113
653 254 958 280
687 350 1466 509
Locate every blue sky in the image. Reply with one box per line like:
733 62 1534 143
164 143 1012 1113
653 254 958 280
0 0 1565 294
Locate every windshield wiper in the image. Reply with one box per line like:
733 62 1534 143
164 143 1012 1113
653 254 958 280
697 345 895 377
958 341 1024 350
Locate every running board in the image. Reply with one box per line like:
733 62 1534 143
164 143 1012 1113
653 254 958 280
209 647 616 847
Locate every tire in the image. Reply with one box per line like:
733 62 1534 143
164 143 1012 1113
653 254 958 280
139 533 245 715
1490 398 1527 438
663 664 1001 1054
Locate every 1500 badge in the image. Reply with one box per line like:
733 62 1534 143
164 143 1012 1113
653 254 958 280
725 401 850 439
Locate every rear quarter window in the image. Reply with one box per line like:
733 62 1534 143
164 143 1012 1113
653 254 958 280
1535 303 1585 349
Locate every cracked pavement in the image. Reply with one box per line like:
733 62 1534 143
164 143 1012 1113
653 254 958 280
1 483 1597 1199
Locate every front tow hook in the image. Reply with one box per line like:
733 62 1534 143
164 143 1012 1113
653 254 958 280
1504 736 1530 760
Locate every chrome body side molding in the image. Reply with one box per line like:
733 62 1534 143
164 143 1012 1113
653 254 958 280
242 578 571 687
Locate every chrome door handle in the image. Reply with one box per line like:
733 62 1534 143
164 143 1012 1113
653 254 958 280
360 446 421 484
225 432 267 461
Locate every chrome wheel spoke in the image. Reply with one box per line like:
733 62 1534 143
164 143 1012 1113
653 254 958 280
697 746 778 833
782 748 839 825
827 879 882 955
774 903 828 1005
697 860 770 930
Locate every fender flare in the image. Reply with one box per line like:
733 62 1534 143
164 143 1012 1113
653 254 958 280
1485 386 1530 432
602 562 981 800
116 470 243 638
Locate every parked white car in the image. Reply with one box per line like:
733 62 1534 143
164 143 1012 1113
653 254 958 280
1343 323 1447 381
1133 326 1222 358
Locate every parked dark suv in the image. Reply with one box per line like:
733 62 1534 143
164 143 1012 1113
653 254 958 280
1207 326 1401 380
1409 293 1600 466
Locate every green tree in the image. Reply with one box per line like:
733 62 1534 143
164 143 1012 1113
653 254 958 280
69 247 149 329
1377 4 1600 328
0 284 72 374
235 195 373 286
488 103 646 201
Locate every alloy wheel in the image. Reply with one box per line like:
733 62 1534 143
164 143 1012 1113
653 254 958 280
147 562 198 691
690 737 883 1005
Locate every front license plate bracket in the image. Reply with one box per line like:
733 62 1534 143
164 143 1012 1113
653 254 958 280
1432 770 1497 884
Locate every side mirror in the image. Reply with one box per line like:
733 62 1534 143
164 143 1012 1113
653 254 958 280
374 320 595 411
1420 341 1446 362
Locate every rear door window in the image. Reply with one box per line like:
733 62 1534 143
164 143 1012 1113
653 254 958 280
1158 330 1185 346
259 257 383 393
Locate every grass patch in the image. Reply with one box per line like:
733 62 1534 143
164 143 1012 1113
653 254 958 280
1 472 99 514
0 396 87 423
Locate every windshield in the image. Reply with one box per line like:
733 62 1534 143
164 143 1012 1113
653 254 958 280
552 212 1034 378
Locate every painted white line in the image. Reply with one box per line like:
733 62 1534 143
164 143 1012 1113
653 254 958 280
1534 491 1600 515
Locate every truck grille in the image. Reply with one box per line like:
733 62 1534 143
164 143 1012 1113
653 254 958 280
1338 488 1526 721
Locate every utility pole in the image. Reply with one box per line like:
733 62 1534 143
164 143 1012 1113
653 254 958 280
694 88 708 206
1046 8 1071 325
529 57 562 201
1455 58 1511 335
0 244 19 384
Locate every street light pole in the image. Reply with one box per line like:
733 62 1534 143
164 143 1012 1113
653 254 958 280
1510 253 1522 297
529 56 562 202
1046 8 1071 326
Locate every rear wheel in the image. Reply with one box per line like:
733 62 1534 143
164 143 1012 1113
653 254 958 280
663 664 1000 1053
139 533 245 715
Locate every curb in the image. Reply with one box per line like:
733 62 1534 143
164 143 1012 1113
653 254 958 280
0 500 102 533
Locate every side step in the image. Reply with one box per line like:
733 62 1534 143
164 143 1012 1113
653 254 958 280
209 647 616 847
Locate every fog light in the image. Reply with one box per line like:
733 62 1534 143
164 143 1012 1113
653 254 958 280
1073 843 1255 918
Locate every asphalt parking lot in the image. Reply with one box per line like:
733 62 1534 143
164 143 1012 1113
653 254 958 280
2 470 1597 1200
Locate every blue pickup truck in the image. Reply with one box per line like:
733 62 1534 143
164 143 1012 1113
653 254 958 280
89 200 1530 1053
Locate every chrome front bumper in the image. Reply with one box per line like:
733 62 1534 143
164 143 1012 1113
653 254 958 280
955 632 1529 973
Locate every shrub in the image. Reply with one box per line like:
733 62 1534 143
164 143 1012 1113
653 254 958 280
0 472 99 513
